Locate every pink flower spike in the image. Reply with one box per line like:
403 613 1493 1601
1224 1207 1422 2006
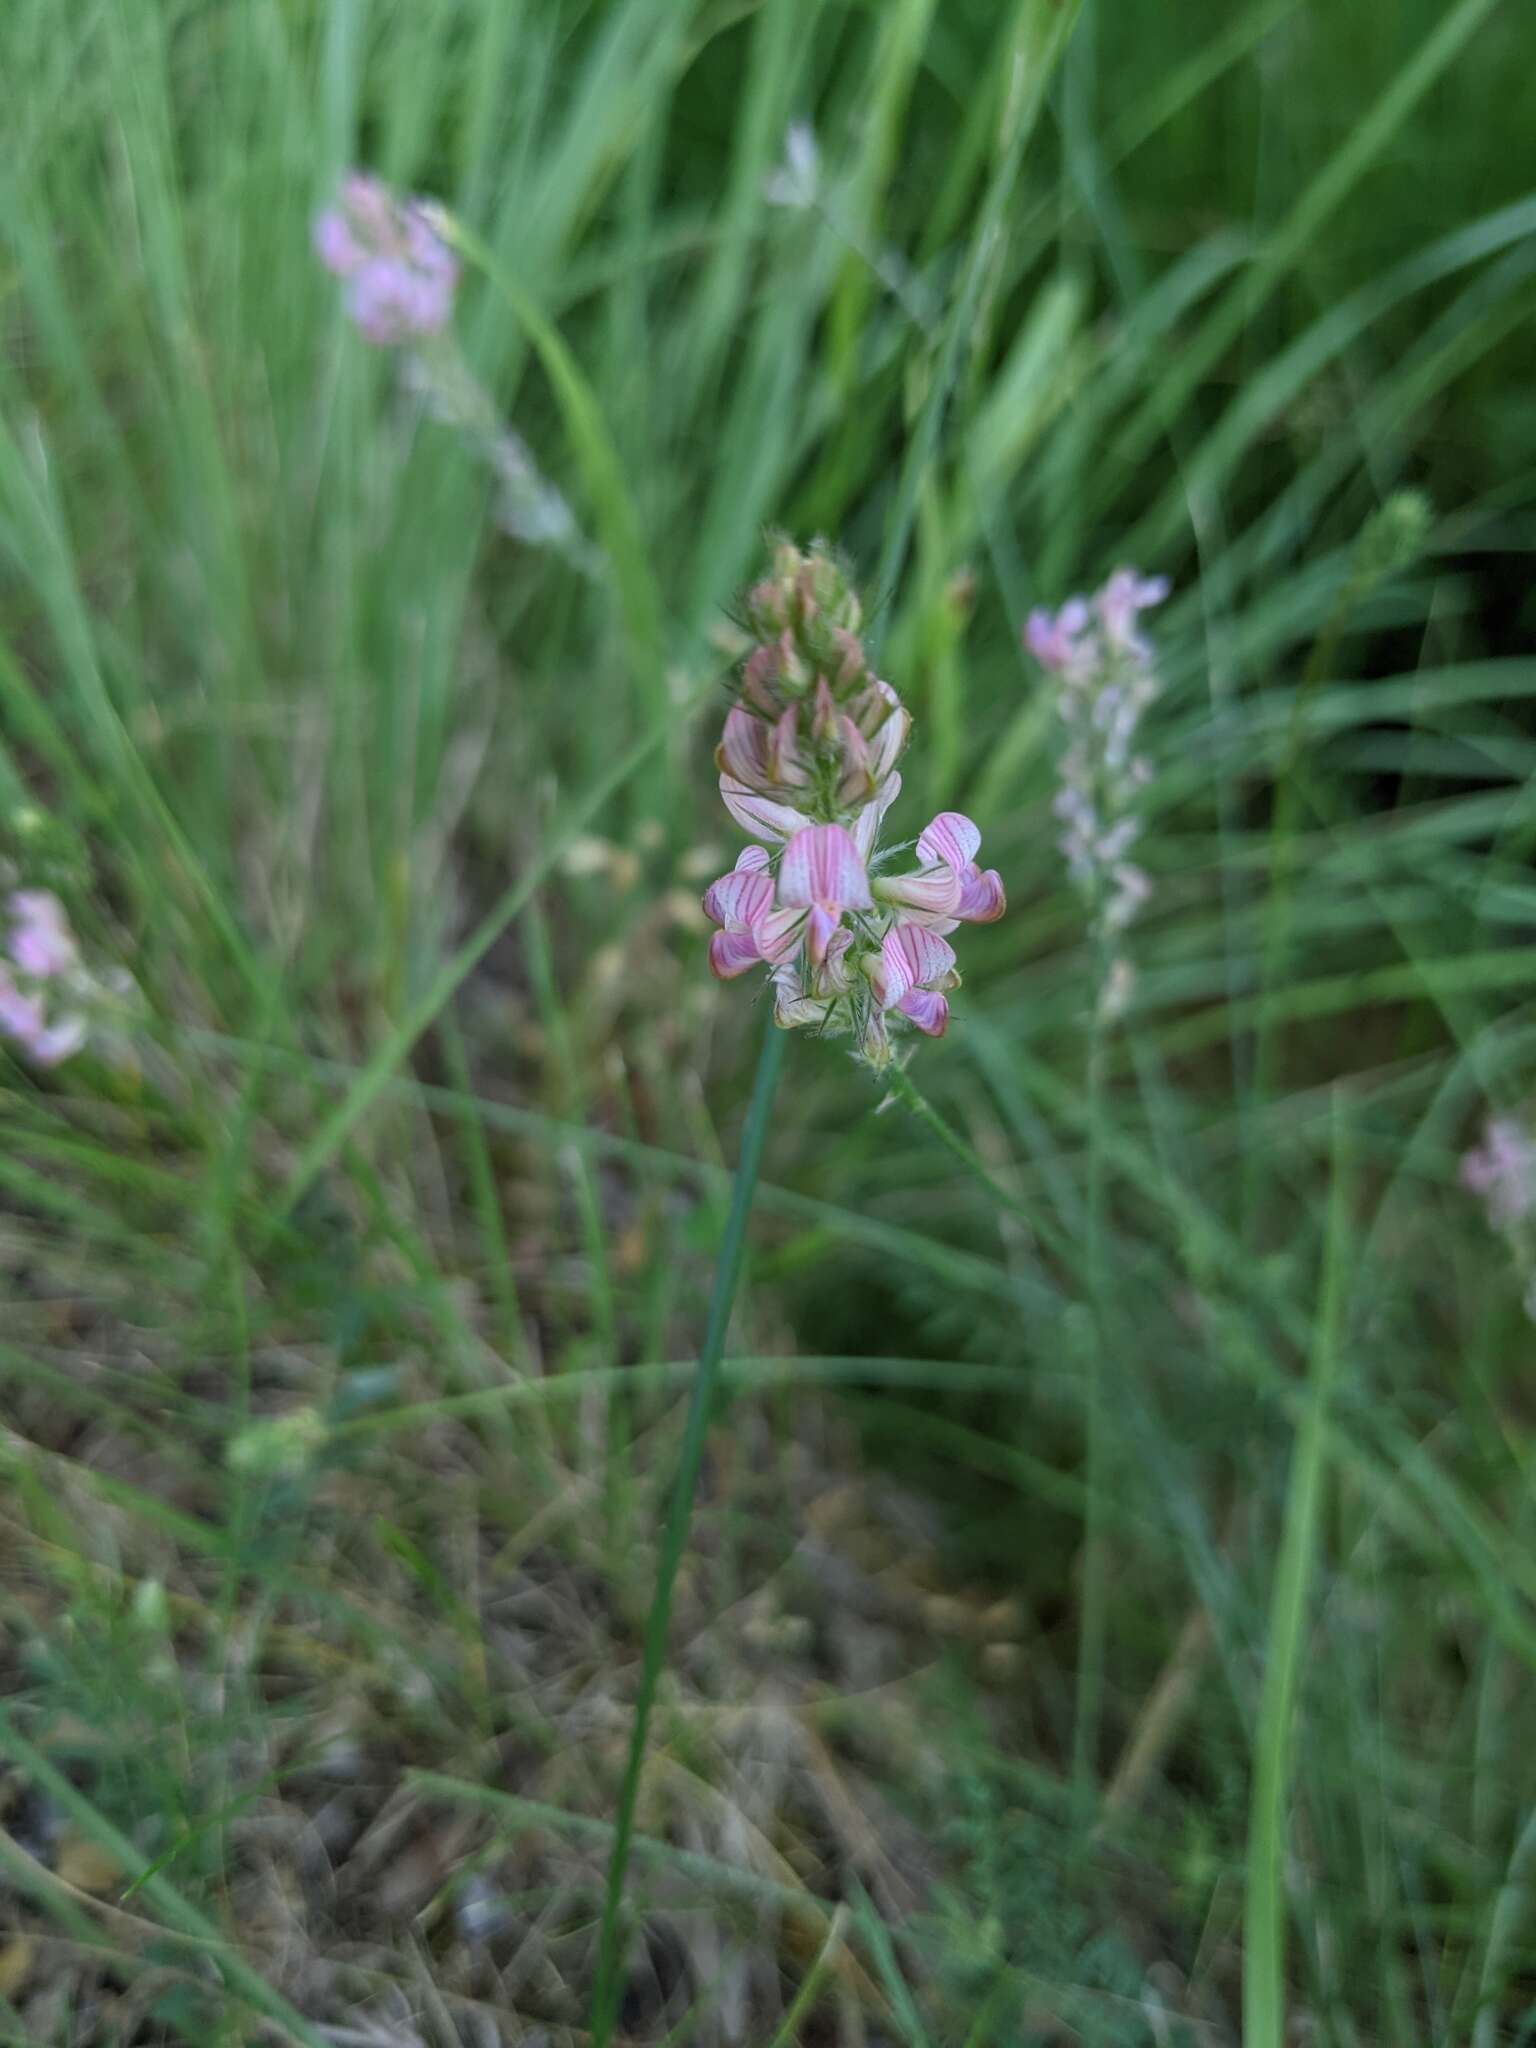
778 824 872 912
917 812 982 872
956 866 1006 923
718 774 805 844
898 989 949 1036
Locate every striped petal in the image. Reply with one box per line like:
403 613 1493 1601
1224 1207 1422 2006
897 989 949 1036
777 824 872 911
708 929 763 979
719 774 804 844
917 811 981 871
755 906 807 965
852 772 901 863
703 863 774 930
717 707 775 788
956 865 1006 923
886 921 957 991
873 864 963 921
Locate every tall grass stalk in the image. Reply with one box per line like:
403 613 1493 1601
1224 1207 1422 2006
589 1019 786 2044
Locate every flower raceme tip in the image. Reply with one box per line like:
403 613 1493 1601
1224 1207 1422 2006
314 173 459 346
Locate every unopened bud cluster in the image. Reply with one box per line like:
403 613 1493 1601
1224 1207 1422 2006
704 542 1004 1068
1025 567 1168 1020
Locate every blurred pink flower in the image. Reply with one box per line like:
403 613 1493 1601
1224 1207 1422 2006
1462 1116 1536 1231
314 173 458 346
1023 598 1091 673
8 890 78 977
0 972 86 1067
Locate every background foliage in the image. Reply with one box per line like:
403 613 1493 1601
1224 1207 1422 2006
1 0 1534 2041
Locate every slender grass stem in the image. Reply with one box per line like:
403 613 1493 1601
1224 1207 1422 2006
1074 1001 1110 1816
589 1019 786 2045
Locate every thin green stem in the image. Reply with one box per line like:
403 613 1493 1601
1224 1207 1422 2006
589 1019 787 2045
880 1062 1029 1224
1074 997 1111 1817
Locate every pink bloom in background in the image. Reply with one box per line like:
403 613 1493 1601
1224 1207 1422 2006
875 812 1006 933
8 890 78 977
314 173 458 345
1026 565 1169 1022
0 890 89 1067
1023 597 1091 675
700 542 1006 1067
1095 569 1170 659
1462 1116 1536 1232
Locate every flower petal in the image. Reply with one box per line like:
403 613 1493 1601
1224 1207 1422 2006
703 865 773 930
897 989 949 1036
871 927 913 1010
717 707 774 788
917 812 981 871
755 906 806 965
719 774 804 843
708 929 763 979
813 926 854 995
852 772 901 863
873 865 963 921
804 903 839 966
887 921 957 991
778 824 872 910
956 865 1006 923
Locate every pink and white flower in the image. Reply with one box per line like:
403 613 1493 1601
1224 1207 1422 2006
765 823 872 968
873 811 1007 931
8 891 79 978
703 846 775 979
704 541 1006 1066
868 920 959 1037
314 173 458 346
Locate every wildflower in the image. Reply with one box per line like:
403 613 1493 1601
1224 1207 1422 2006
0 890 87 1066
316 175 601 575
1462 1111 1536 1325
1026 566 1168 1021
313 173 458 345
0 888 136 1070
701 541 1005 1068
1462 1116 1536 1232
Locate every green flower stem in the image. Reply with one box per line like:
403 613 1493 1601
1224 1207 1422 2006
590 1019 787 2045
879 1062 1030 1225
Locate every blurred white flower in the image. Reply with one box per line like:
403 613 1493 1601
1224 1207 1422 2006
764 122 821 211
